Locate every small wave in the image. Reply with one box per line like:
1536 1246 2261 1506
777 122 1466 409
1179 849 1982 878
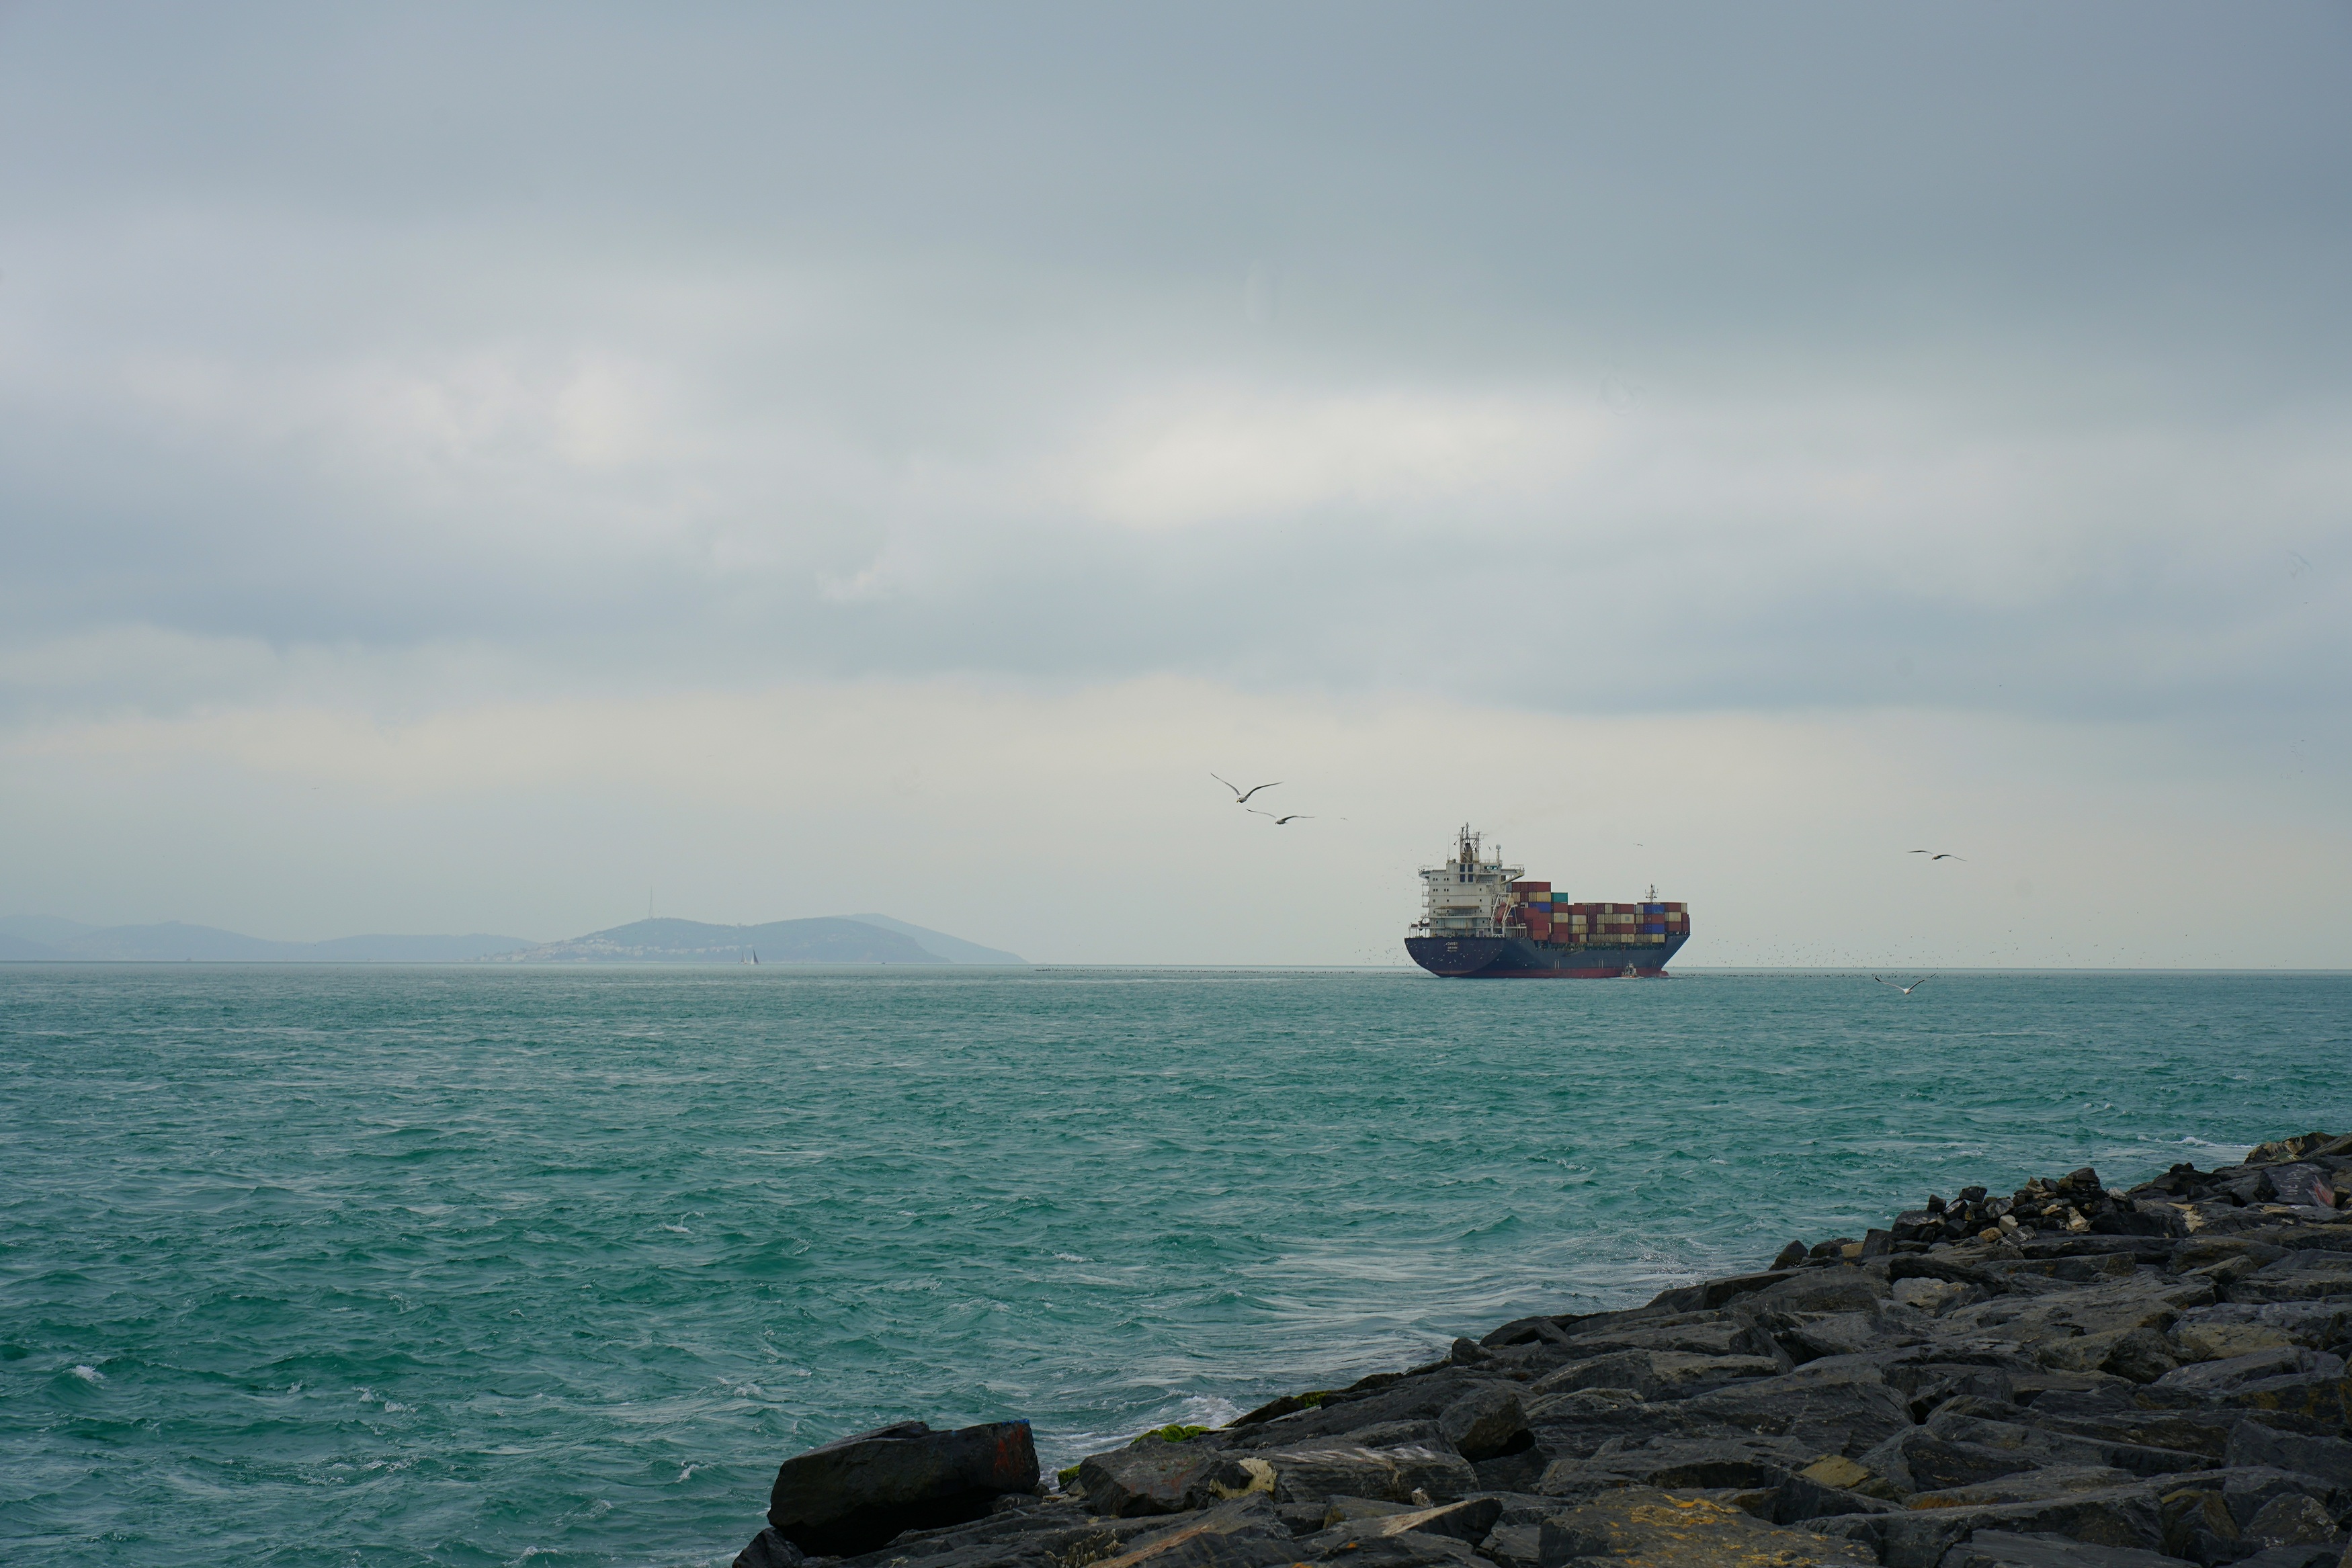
662 1223 692 1234
69 1364 104 1383
1177 1394 1245 1428
1054 1252 1089 1263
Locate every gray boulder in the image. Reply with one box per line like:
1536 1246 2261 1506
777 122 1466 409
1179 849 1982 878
1090 1495 1303 1568
1265 1444 1476 1505
1308 1496 1502 1547
1679 1358 1918 1456
1931 1529 2195 1567
2146 1347 2343 1399
1079 1439 1273 1517
1436 1385 1529 1461
732 1526 807 1568
2242 1492 2340 1547
1534 1485 1876 1566
1826 1481 2169 1568
765 1418 1040 1556
2223 1419 2352 1486
2232 1252 2352 1305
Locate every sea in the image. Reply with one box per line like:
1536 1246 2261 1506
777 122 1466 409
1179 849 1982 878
3 965 2346 1566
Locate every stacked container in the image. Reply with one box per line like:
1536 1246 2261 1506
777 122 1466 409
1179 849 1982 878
1507 887 1688 948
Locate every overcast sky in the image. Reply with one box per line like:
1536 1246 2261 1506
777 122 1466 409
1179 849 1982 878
3 3 2347 965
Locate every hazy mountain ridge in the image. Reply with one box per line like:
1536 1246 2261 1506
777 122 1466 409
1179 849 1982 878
0 914 1026 965
844 914 1024 965
491 917 941 965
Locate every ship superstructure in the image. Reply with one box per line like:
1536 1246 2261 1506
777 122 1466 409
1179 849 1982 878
1417 826 1522 939
1404 824 1689 978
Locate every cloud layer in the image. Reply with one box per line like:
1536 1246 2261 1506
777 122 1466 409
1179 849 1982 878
2 3 2346 958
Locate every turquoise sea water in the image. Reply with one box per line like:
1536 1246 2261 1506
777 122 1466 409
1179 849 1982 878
3 965 2347 1566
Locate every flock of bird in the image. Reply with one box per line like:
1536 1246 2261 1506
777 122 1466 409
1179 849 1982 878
1219 769 1982 986
1212 774 1310 824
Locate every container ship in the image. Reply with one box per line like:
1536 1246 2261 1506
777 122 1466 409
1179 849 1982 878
1404 824 1688 978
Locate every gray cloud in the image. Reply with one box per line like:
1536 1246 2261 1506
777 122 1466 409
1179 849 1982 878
1 4 2348 956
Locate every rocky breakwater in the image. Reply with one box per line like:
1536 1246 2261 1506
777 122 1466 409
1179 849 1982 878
729 1130 2352 1568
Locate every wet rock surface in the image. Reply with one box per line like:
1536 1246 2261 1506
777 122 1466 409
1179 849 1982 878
733 1133 2352 1568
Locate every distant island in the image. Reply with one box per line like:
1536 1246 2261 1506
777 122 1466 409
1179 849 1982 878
0 914 1025 965
489 916 1025 965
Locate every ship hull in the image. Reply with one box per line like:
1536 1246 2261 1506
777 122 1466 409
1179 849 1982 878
1405 933 1687 978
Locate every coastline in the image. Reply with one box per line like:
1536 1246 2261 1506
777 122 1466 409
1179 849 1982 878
735 1131 2352 1568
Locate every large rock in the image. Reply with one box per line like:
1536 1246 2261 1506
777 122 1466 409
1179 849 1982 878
1079 1439 1275 1517
1436 1385 1529 1461
1531 1348 1778 1403
1221 1369 1493 1451
1536 1435 1812 1497
2171 1303 2352 1362
1817 1481 2169 1568
2145 1348 2343 1399
1747 1272 1890 1315
2223 1419 2352 1486
2261 1165 2341 1211
2023 1401 2244 1465
732 1527 807 1568
1945 1275 2216 1350
1265 1443 1476 1505
1306 1496 1503 1547
1930 1529 2196 1567
1904 1465 2141 1510
1864 1409 2201 1495
1678 1358 1918 1457
1775 1309 1913 1364
1091 1495 1304 1568
765 1418 1040 1556
2230 1252 2352 1305
2239 1491 2339 1549
1553 1313 1766 1360
1533 1486 1877 1566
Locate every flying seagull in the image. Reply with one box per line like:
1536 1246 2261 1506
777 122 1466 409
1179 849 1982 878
1249 810 1313 825
1212 773 1282 805
1874 975 1935 995
1908 850 1966 861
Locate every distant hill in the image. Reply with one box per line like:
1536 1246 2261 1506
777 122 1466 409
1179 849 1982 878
491 917 947 965
846 914 1025 965
0 912 1028 965
0 917 532 963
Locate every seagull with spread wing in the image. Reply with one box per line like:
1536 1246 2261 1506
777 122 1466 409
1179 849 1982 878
1874 975 1935 995
1212 773 1282 805
1249 810 1313 825
1908 850 1966 861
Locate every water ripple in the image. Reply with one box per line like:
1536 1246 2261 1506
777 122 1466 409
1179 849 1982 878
1 965 2345 1565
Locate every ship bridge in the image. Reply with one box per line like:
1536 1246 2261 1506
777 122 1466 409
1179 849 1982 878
1414 824 1522 938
